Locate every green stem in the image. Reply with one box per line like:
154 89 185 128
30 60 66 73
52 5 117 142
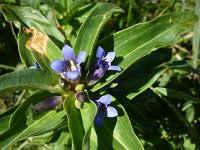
126 0 134 27
0 64 15 70
10 22 17 41
193 0 200 69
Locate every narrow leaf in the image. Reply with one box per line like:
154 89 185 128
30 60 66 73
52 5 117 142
63 94 85 150
154 87 200 103
73 3 121 69
0 91 66 150
92 12 197 91
17 30 35 67
113 67 168 99
90 97 144 150
0 69 62 94
0 4 65 42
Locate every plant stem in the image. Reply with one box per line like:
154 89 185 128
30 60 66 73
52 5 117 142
193 0 200 69
126 0 133 27
0 64 15 70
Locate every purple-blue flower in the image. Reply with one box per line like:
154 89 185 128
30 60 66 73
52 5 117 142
50 44 86 82
32 96 62 112
87 46 121 86
94 94 118 126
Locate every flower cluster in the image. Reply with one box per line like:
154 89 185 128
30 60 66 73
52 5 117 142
33 44 120 126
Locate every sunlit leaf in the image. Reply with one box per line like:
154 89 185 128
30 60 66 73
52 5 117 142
73 3 121 69
90 97 144 150
92 12 197 91
0 91 66 150
0 69 62 94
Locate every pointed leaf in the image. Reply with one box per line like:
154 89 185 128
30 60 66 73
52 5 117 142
0 91 66 150
92 12 197 91
154 87 200 103
113 67 168 99
0 69 62 94
17 30 35 67
73 3 121 69
63 94 85 150
90 97 144 150
0 4 65 42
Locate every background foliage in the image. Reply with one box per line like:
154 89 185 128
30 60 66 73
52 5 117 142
0 0 200 150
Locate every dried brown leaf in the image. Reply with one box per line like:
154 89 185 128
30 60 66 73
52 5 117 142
24 27 48 56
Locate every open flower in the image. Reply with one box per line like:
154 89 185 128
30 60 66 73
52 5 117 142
50 44 86 82
94 94 118 126
87 46 121 86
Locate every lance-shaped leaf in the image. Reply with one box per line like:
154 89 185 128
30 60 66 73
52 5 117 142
113 67 168 100
0 69 63 94
17 30 36 67
63 94 85 150
154 87 200 103
0 90 66 150
63 94 97 150
0 4 65 42
73 3 121 69
0 105 19 134
89 97 144 150
92 12 197 91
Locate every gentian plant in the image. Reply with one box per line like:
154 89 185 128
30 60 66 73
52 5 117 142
0 2 199 150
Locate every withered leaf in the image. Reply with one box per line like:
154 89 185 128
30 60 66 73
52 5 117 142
25 27 48 56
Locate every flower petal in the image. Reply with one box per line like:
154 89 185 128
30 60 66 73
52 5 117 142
94 114 104 126
97 94 111 105
107 106 118 117
105 52 115 62
65 70 80 80
77 51 86 64
96 46 105 58
108 65 121 71
32 96 62 112
62 44 75 61
50 59 65 73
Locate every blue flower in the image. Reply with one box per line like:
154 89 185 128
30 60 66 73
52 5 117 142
50 44 86 82
94 94 118 126
87 46 121 86
32 96 62 112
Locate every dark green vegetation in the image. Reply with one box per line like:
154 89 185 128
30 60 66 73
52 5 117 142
0 0 200 149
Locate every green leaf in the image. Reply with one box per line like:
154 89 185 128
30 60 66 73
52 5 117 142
63 94 97 150
114 67 168 100
73 3 121 69
0 69 63 94
92 12 197 91
0 115 11 135
63 94 85 150
54 132 71 150
0 91 66 150
80 97 97 148
117 47 172 82
90 97 144 150
0 105 19 134
17 30 35 67
0 4 65 42
154 87 200 103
